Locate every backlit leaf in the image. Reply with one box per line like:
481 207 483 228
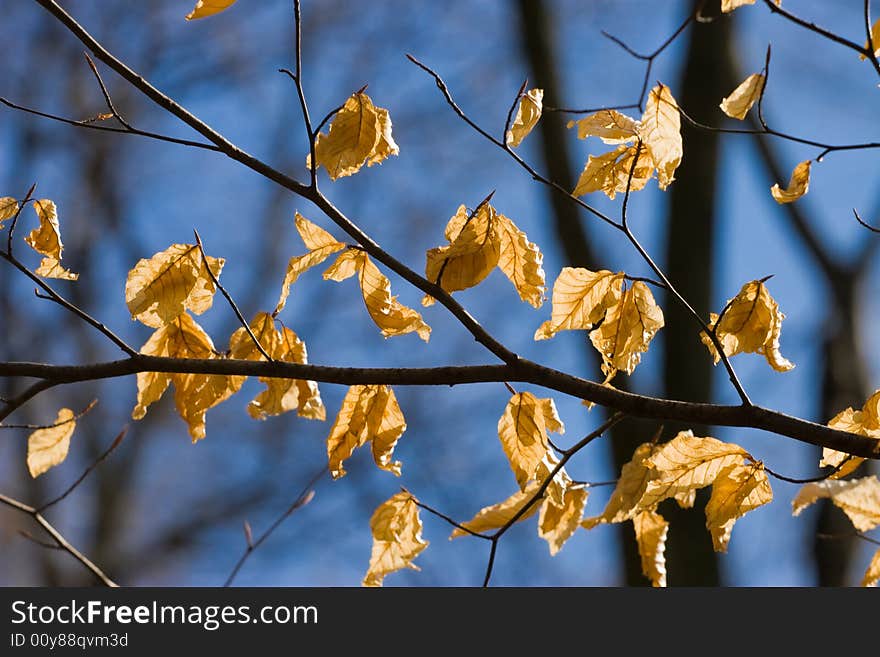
357 252 431 341
309 92 399 180
567 109 640 144
862 548 880 587
497 392 565 491
860 19 880 60
639 84 682 190
326 385 406 479
589 281 664 382
0 197 18 228
126 243 223 328
494 212 545 308
506 88 543 148
25 199 78 280
701 279 794 372
363 492 428 587
721 0 756 13
534 268 623 340
792 476 880 532
186 0 237 20
582 442 657 528
633 510 668 587
705 462 772 552
640 431 750 509
27 408 76 478
572 144 653 199
538 484 588 556
770 160 811 204
719 73 765 120
820 389 880 479
450 482 542 538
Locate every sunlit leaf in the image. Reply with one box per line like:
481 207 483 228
721 0 756 14
450 482 542 538
572 144 653 199
534 268 623 340
770 160 811 204
589 281 664 382
186 0 237 20
363 492 428 587
497 392 565 491
639 84 682 190
506 88 543 148
25 199 78 280
820 389 880 479
862 548 880 587
583 442 657 528
494 212 546 308
792 476 880 532
126 243 223 328
309 92 399 180
719 73 765 120
0 196 18 228
640 431 750 509
27 408 76 478
538 484 588 556
705 462 772 552
701 279 794 372
326 385 406 479
357 252 431 341
567 109 640 144
860 19 880 60
633 510 668 587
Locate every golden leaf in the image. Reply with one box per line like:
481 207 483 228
326 385 406 479
538 484 588 556
582 442 657 529
506 88 543 148
534 268 623 340
450 482 542 538
323 248 362 282
792 476 880 532
25 199 78 280
126 244 223 328
589 281 664 382
640 431 750 509
820 389 880 479
186 0 237 20
639 84 682 190
274 213 346 314
309 92 399 180
494 212 546 308
423 203 500 302
860 19 880 60
721 0 756 13
497 392 565 491
572 144 653 199
719 73 765 120
0 196 18 228
770 160 811 204
701 279 794 372
535 450 574 508
27 408 76 478
357 253 431 341
132 313 241 442
705 462 772 552
567 109 640 144
862 548 880 587
363 492 428 587
633 510 668 587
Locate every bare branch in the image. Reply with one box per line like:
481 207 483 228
0 398 97 430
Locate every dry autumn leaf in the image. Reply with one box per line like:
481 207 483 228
572 144 653 199
701 279 794 372
309 92 399 180
186 0 237 20
721 0 756 12
633 510 668 587
132 313 242 441
771 160 811 204
567 109 640 144
450 483 542 538
861 19 880 60
704 462 772 552
326 384 406 479
497 392 565 491
506 88 543 148
538 484 588 556
494 212 546 308
719 73 765 120
862 548 880 587
589 281 664 383
27 408 76 478
792 476 880 532
640 84 683 189
534 268 623 340
582 442 657 529
0 196 18 228
275 213 346 315
363 492 428 587
24 199 78 280
820 389 880 479
126 243 223 328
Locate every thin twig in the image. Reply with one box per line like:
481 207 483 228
6 183 36 256
763 459 847 484
0 398 97 430
412 498 491 540
0 379 57 423
817 531 880 547
224 466 325 586
193 230 272 361
853 208 880 234
503 79 528 143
